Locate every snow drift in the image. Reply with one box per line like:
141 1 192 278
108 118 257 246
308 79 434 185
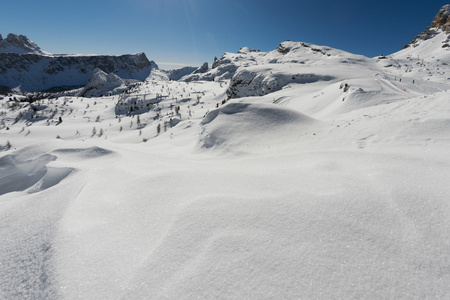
199 101 320 152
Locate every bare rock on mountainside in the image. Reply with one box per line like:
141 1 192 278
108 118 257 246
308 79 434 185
431 4 450 32
404 4 450 48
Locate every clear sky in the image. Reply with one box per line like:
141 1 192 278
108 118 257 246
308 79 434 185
1 0 449 69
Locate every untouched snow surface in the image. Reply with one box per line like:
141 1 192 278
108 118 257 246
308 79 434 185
1 37 450 299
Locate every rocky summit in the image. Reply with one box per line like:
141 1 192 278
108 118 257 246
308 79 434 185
405 4 450 47
431 4 450 32
0 33 46 55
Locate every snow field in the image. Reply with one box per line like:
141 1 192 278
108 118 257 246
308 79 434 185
1 34 450 298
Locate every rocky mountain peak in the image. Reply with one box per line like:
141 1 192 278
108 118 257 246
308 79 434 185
192 62 208 74
403 5 450 48
0 33 46 54
430 4 450 32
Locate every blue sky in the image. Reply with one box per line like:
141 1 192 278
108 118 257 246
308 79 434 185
1 0 448 69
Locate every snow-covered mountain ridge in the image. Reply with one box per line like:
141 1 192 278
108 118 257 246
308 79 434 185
0 33 155 92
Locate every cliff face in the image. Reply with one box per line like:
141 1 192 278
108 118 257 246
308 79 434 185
430 4 450 32
404 5 450 48
0 33 154 91
0 52 153 91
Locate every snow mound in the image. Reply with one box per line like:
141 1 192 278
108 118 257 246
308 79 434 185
199 101 319 152
0 153 73 195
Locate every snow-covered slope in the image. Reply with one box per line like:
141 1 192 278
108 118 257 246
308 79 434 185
1 5 450 300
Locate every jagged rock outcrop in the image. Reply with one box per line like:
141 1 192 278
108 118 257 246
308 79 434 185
404 5 450 48
0 33 154 91
431 4 450 32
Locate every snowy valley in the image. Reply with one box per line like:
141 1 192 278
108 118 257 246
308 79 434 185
1 5 450 300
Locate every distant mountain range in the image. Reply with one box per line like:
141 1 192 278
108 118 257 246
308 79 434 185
1 4 450 94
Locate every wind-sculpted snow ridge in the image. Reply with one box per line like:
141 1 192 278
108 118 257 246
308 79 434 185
52 146 115 159
0 146 115 197
0 144 80 197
